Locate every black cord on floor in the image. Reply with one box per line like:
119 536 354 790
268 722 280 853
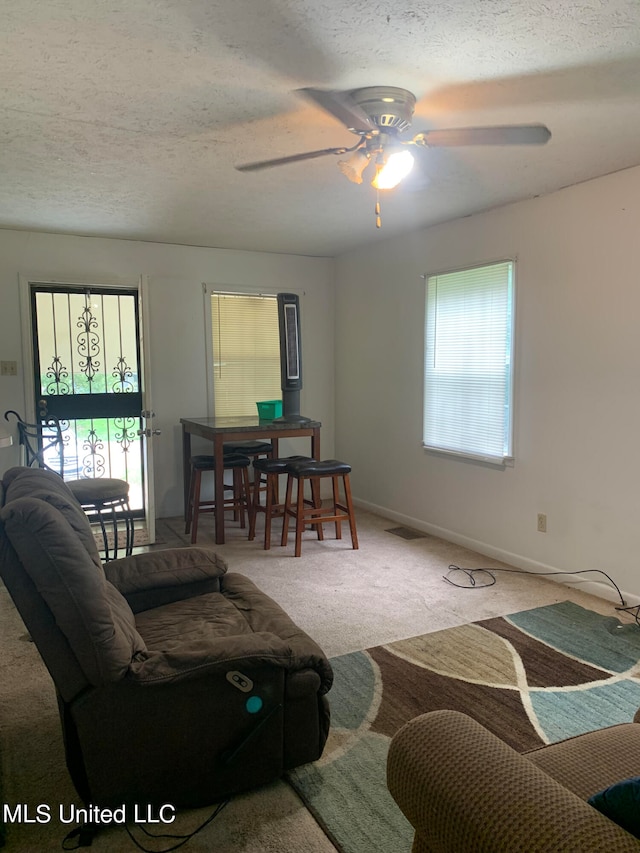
62 799 230 852
614 603 640 627
125 799 230 853
444 564 627 608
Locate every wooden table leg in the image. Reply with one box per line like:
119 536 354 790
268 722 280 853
270 437 280 503
213 433 226 544
311 427 320 461
182 424 192 520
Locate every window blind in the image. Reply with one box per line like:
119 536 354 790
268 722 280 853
210 293 281 417
423 260 514 463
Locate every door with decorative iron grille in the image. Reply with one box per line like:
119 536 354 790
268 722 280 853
29 283 154 539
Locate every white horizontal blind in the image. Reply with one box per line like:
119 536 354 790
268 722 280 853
211 293 281 417
423 261 514 462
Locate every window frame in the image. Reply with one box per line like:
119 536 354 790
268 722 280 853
422 258 516 466
203 283 306 418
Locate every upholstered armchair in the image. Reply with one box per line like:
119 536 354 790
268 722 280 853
0 466 332 809
387 709 640 852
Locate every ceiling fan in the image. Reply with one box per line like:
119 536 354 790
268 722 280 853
236 86 551 225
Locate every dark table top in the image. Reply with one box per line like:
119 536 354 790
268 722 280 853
180 416 322 434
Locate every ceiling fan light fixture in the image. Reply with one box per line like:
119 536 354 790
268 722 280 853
371 149 414 190
337 149 371 184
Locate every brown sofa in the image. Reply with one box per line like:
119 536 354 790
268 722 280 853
0 465 332 809
387 708 640 852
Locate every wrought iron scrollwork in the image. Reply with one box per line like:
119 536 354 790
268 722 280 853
57 419 72 456
44 355 70 395
112 356 134 393
32 285 143 494
77 298 101 384
81 428 106 477
113 416 137 454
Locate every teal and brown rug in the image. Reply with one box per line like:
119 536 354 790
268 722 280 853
287 601 640 853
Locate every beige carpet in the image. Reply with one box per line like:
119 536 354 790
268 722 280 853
0 507 632 852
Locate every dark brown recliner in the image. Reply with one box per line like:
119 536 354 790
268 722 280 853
0 466 332 809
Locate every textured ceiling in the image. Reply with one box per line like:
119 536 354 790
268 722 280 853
3 0 640 257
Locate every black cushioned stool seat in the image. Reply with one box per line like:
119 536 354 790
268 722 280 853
285 459 352 477
185 454 251 544
281 459 359 557
248 455 315 550
223 440 273 456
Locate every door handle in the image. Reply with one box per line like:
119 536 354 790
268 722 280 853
137 428 162 437
141 410 156 419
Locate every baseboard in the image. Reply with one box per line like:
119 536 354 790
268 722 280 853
354 497 640 609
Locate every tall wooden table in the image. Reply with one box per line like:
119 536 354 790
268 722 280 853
180 416 321 544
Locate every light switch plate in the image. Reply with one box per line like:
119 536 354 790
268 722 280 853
0 361 18 376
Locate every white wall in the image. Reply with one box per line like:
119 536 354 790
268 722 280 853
4 166 640 602
335 165 640 602
0 230 335 517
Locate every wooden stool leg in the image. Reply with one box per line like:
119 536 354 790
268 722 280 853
281 474 294 547
311 476 324 540
264 471 275 550
190 468 203 544
294 476 305 557
248 470 262 541
332 475 342 540
343 473 359 550
231 469 241 522
185 465 196 534
240 467 251 529
310 477 321 508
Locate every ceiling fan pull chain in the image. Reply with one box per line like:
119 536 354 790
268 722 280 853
375 191 382 229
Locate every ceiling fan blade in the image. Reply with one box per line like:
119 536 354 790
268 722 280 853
297 87 376 134
415 124 551 147
236 146 351 172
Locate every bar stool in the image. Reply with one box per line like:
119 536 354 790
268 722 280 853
185 453 251 544
248 455 315 550
3 409 135 562
281 459 359 557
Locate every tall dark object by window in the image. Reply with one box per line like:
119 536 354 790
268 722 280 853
276 293 310 423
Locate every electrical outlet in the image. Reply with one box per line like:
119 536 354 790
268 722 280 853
537 513 547 533
0 360 18 376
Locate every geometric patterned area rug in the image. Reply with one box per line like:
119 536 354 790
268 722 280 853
287 601 640 853
92 525 155 554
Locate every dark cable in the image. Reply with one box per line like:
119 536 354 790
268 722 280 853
61 799 230 852
124 798 230 852
615 604 640 627
62 824 98 849
443 567 496 589
444 564 627 607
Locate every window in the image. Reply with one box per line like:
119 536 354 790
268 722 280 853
209 292 281 417
423 260 514 464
